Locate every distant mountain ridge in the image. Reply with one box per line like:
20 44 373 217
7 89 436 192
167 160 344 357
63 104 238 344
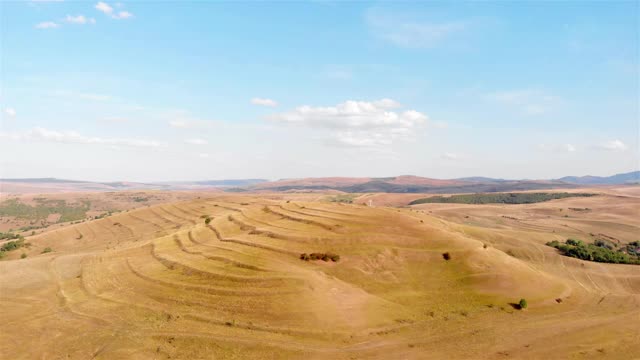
234 171 639 194
556 171 640 185
1 171 637 194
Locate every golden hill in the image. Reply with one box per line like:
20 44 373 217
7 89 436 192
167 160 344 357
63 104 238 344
1 193 638 359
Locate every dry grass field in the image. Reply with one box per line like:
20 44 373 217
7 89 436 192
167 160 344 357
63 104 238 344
0 188 638 359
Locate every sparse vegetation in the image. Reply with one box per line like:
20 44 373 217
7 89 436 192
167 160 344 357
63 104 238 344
300 252 340 262
546 238 640 265
94 211 115 220
0 232 21 241
409 192 596 205
0 198 91 223
1 238 25 252
326 194 358 204
42 247 53 253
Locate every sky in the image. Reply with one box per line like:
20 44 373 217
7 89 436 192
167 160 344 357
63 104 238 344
0 1 638 182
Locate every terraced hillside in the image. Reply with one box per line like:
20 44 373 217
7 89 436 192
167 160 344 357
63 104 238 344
1 195 638 359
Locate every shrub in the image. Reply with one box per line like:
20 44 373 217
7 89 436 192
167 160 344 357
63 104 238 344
42 247 53 253
442 252 451 261
301 252 339 262
21 253 27 259
204 217 212 225
1 239 25 252
566 238 583 247
518 298 527 309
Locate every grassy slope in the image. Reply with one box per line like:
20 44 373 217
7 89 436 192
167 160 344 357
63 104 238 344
0 193 638 359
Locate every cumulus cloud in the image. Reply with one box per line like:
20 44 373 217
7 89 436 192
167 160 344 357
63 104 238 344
64 15 96 24
366 8 466 49
95 2 133 19
35 21 59 29
185 138 208 145
3 108 16 118
95 1 113 14
486 89 560 115
596 139 627 151
0 127 164 148
251 98 278 107
269 99 428 147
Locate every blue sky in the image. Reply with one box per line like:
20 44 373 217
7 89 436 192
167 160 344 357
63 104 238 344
0 1 638 181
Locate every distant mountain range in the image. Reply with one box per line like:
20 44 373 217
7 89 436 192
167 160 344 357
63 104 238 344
0 171 637 194
556 171 640 185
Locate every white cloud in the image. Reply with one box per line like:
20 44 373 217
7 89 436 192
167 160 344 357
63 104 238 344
79 93 111 101
113 11 133 19
251 98 278 107
185 138 208 145
198 153 210 159
366 8 466 49
35 21 59 29
486 89 560 115
95 2 133 19
269 99 414 129
95 1 113 14
564 144 576 152
0 127 165 148
596 139 627 151
3 108 16 118
269 99 428 147
64 15 96 24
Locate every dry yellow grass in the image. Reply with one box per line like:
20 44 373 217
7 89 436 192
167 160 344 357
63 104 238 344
0 190 638 359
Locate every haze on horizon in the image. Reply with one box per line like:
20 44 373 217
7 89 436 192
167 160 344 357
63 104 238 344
0 1 638 182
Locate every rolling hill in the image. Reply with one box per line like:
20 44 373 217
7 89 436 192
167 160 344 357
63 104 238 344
1 191 638 358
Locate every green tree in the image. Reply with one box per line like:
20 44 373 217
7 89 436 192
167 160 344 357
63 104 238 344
518 298 528 309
